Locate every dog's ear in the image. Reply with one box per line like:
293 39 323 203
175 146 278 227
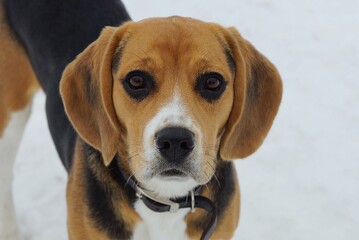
219 27 283 160
60 24 130 166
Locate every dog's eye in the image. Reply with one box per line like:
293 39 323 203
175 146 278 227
122 70 155 101
196 72 227 102
129 75 145 89
205 77 221 90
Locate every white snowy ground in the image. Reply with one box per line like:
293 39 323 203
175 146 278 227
11 0 359 239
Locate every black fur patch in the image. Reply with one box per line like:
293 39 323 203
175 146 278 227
83 144 136 239
213 161 236 218
3 0 131 171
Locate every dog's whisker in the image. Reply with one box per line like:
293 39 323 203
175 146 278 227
124 172 135 188
213 173 221 188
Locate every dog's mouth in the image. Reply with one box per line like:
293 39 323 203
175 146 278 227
160 168 187 178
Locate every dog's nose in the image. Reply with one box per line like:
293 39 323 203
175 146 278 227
155 127 195 163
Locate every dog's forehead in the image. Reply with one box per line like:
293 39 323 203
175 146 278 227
131 17 220 44
128 18 225 55
116 17 231 78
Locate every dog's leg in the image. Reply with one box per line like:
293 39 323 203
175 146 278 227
0 104 32 240
1 4 40 238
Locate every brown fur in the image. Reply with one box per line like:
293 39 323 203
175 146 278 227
219 27 283 159
0 6 39 136
60 26 126 166
110 19 235 182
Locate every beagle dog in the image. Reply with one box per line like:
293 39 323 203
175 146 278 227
0 0 282 239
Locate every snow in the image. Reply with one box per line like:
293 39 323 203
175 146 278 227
12 0 359 239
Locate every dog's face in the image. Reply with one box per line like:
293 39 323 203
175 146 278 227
60 17 282 197
111 18 234 196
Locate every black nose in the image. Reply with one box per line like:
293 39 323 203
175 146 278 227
155 127 195 163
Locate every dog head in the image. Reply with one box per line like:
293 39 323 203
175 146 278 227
60 17 282 197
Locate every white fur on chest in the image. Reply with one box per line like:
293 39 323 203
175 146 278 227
132 199 190 240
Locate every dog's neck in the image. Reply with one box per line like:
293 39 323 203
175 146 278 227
82 143 236 239
108 157 217 240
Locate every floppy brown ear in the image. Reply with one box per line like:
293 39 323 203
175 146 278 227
60 25 129 166
219 27 283 160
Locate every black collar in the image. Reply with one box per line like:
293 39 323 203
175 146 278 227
108 158 218 240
